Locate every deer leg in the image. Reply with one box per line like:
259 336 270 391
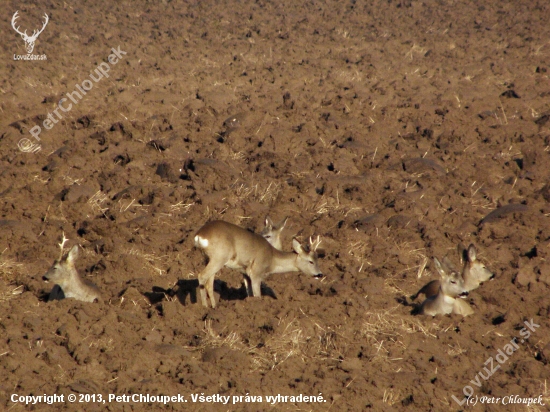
207 275 216 308
248 272 262 298
242 274 252 297
251 280 262 298
198 260 223 308
453 299 474 317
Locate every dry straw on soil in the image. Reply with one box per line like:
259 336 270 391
185 309 443 375
0 251 25 302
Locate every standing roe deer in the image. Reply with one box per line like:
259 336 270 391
194 220 322 308
43 235 101 302
419 257 473 317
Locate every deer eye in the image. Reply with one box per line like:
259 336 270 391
450 280 456 284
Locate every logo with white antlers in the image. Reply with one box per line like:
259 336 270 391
12 10 49 54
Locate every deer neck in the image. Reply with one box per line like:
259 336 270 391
462 274 477 291
63 270 86 290
268 249 299 275
435 286 456 305
441 293 456 305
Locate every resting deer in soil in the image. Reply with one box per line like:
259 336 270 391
260 216 288 251
411 244 493 300
43 234 101 303
419 257 473 317
194 220 323 308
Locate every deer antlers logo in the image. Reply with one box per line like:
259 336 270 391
11 11 49 54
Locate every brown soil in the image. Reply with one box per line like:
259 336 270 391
1 0 550 411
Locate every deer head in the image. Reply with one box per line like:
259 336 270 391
12 11 49 54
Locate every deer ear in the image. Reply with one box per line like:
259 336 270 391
279 216 289 229
265 216 273 228
292 239 303 254
457 243 467 264
66 245 79 264
467 244 477 262
433 257 448 279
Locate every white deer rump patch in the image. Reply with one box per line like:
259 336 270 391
195 235 209 248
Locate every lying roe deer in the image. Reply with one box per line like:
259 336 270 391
260 216 288 250
43 235 101 303
420 257 473 317
194 220 323 308
411 244 493 300
411 256 458 301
